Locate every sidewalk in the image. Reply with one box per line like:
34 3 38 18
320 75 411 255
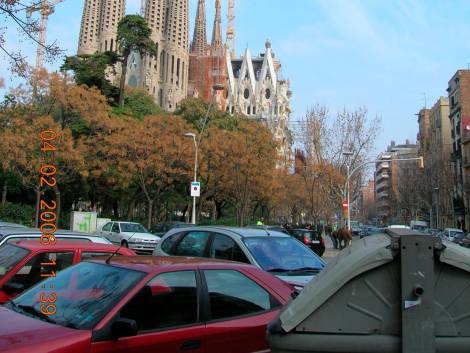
322 234 341 263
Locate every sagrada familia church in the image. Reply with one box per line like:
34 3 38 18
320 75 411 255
77 0 292 162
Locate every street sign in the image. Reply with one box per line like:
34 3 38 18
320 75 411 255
191 181 200 197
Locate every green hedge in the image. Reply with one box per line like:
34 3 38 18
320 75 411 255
0 202 35 227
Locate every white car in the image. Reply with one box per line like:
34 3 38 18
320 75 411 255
0 228 111 246
441 228 464 242
97 221 160 254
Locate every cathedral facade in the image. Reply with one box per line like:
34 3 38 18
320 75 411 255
225 41 293 164
77 0 189 111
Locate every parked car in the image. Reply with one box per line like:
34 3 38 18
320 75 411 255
288 229 325 256
441 228 464 242
0 227 111 247
97 221 161 254
251 225 291 234
0 241 135 304
387 225 411 229
0 221 27 229
154 226 326 286
1 256 294 353
360 226 385 238
149 221 192 237
459 234 470 248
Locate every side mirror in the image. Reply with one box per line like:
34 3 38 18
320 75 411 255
3 282 25 294
110 318 138 339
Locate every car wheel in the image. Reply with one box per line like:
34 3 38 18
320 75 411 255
121 240 129 248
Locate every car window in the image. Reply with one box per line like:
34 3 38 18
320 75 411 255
174 231 210 257
81 251 118 260
102 223 112 232
204 270 279 320
210 233 249 263
161 232 184 254
112 223 120 233
120 223 148 233
8 252 74 289
0 244 30 279
120 271 198 332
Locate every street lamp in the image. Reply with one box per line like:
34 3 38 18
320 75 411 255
343 151 354 230
184 84 225 225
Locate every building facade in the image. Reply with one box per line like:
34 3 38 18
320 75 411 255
417 97 453 229
375 141 420 225
448 70 470 229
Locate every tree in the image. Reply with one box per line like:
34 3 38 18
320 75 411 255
0 0 63 76
116 15 157 107
61 52 119 103
112 88 164 119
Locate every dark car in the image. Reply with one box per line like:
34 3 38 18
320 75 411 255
288 229 325 257
360 226 385 238
150 221 192 237
1 257 293 353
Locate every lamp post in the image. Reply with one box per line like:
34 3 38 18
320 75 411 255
185 132 198 224
184 84 225 225
343 151 354 230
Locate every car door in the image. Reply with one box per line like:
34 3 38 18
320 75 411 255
92 270 206 353
110 222 121 245
203 269 283 353
100 222 113 240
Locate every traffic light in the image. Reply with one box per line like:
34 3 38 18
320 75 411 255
419 156 424 169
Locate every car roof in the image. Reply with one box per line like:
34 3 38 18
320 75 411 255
90 255 256 274
169 226 292 238
7 240 128 252
445 228 463 232
0 227 102 238
0 221 27 228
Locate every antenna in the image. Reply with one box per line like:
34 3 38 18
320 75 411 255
105 231 138 264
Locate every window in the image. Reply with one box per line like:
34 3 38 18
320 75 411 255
120 271 198 332
210 234 249 263
265 88 271 99
112 223 120 233
8 252 74 289
0 245 29 280
204 270 279 320
81 251 117 260
174 231 210 257
102 222 112 232
161 232 184 254
244 88 249 99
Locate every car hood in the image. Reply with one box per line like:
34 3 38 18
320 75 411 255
0 307 91 353
275 274 315 287
121 232 160 241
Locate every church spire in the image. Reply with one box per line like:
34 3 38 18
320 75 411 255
191 0 207 55
211 0 222 50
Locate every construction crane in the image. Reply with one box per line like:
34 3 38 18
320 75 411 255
226 0 235 59
26 0 64 69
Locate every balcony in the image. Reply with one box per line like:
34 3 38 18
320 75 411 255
376 162 390 173
377 192 389 199
376 173 390 183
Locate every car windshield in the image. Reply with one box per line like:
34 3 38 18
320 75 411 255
243 237 325 273
6 262 146 330
0 244 29 279
120 223 148 233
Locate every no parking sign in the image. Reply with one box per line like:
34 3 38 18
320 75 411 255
191 182 200 197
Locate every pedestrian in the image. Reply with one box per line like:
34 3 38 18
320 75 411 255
330 223 339 249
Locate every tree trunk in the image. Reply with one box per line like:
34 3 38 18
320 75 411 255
118 54 129 107
181 204 189 222
147 199 153 229
54 185 61 228
1 179 6 205
35 189 41 228
113 200 119 218
127 199 136 220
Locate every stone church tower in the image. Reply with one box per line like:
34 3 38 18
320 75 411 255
78 0 125 55
187 0 227 110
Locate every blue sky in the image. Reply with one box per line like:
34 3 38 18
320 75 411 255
2 0 470 154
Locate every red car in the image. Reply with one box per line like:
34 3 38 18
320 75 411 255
0 241 135 304
0 256 293 353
